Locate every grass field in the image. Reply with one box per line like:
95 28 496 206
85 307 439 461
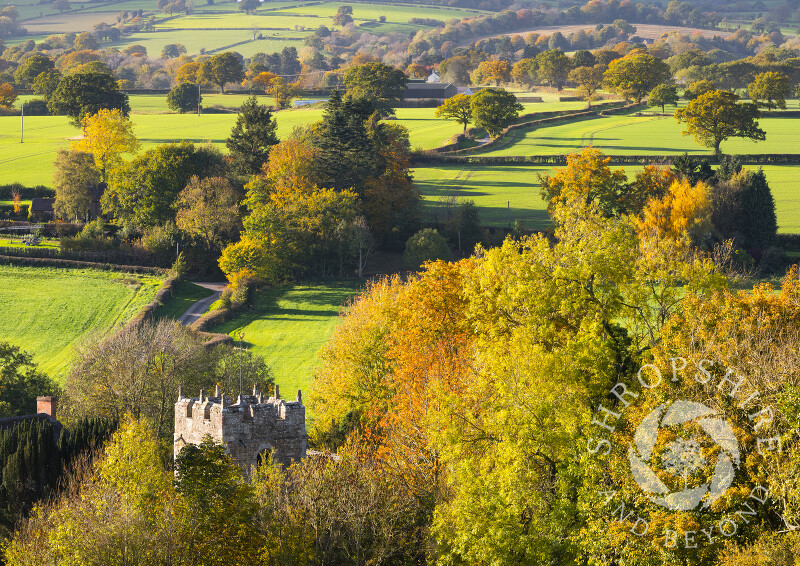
413 163 800 234
0 99 481 185
209 282 362 408
480 113 800 157
0 265 163 379
13 0 487 55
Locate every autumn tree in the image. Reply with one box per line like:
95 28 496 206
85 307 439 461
175 61 200 84
511 58 538 88
199 52 245 93
675 90 765 154
473 60 511 86
175 176 241 250
469 88 523 138
748 71 791 111
0 83 16 108
219 186 359 283
72 108 139 181
710 168 777 248
226 95 278 176
603 50 671 103
569 64 605 106
434 93 472 132
52 149 101 221
648 83 679 112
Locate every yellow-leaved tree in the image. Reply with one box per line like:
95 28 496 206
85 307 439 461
72 108 139 182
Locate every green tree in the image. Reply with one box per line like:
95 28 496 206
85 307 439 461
569 64 605 106
0 342 56 418
52 148 101 221
683 78 715 101
166 82 200 113
73 31 98 50
13 53 54 87
47 72 130 127
198 52 244 93
103 141 225 227
675 90 766 155
175 176 241 250
226 95 278 176
238 0 259 13
161 43 186 59
403 228 452 269
52 0 70 13
174 436 262 566
469 87 523 138
332 4 353 26
434 93 472 132
710 168 777 248
534 49 571 90
648 83 679 112
342 61 407 116
31 69 61 99
511 58 538 88
748 71 791 111
603 50 671 103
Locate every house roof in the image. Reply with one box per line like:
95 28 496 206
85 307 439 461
403 83 457 99
30 198 54 213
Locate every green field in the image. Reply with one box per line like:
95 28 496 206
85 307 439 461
480 113 800 157
0 265 164 379
12 0 488 56
209 282 362 406
0 98 480 186
413 163 800 234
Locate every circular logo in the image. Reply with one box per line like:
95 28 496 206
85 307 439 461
628 400 740 511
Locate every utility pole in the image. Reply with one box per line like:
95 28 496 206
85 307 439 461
20 102 24 143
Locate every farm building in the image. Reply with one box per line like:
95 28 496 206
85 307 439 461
402 83 457 102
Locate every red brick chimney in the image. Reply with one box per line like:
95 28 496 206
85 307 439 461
36 396 57 419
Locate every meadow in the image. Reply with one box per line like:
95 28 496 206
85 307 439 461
0 264 163 379
209 281 362 409
479 113 800 157
12 0 488 56
4 94 544 186
413 163 800 234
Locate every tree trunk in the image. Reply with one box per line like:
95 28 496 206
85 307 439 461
661 104 665 112
714 139 721 155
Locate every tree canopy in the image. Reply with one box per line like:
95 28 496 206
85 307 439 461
675 90 765 155
603 50 671 103
47 72 130 127
199 52 245 93
469 88 523 138
342 62 407 116
226 95 279 176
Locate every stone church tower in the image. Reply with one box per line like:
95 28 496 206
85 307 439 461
174 384 307 473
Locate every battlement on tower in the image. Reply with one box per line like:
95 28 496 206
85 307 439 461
174 384 306 473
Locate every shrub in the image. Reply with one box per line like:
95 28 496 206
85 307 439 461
404 228 452 269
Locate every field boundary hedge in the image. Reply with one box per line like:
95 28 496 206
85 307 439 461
0 254 168 274
421 101 634 156
411 153 800 166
